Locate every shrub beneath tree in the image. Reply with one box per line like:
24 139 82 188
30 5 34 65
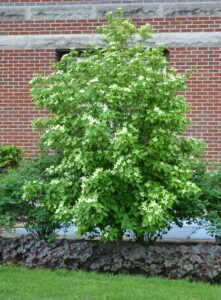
0 146 23 175
0 154 63 241
192 168 221 238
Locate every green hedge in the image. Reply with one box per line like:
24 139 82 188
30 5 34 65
0 146 24 174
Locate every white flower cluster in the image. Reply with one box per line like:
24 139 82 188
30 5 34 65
74 153 82 163
29 74 39 85
167 74 179 81
102 104 108 112
55 70 64 75
45 124 65 134
129 58 137 63
112 127 128 142
138 75 144 81
109 84 132 93
87 77 99 85
80 176 87 182
153 107 164 115
97 103 108 112
82 114 100 125
152 137 158 142
109 84 118 89
40 73 53 81
122 87 131 93
79 195 97 204
113 157 126 169
91 167 103 180
50 92 60 100
118 127 128 134
50 179 60 186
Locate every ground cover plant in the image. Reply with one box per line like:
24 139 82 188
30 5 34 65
25 10 204 242
0 267 221 300
1 237 221 283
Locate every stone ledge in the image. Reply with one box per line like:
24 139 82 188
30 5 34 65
0 0 218 7
1 2 221 22
1 32 221 50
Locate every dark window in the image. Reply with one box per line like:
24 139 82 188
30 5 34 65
56 49 85 62
56 49 71 62
164 49 169 62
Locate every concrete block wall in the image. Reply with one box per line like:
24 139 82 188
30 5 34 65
1 0 221 162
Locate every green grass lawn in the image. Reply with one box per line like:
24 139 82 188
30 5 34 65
0 266 220 300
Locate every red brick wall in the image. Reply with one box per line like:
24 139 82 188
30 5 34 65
0 49 55 156
170 48 221 163
1 17 221 36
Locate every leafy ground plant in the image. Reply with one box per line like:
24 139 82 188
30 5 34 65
26 10 204 241
0 267 221 300
1 237 220 282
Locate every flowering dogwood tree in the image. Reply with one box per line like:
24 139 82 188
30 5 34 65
25 11 204 241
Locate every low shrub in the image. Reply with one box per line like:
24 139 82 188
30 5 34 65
0 237 220 283
169 165 221 239
193 169 221 237
0 146 24 175
0 154 64 241
168 162 207 228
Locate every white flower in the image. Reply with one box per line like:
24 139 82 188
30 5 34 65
89 117 99 125
122 87 131 93
109 84 118 89
129 58 136 63
102 104 108 112
82 114 100 125
79 89 85 93
121 127 128 134
79 196 97 204
114 157 125 169
46 124 65 133
50 179 60 185
138 75 144 80
153 107 164 115
50 92 60 99
152 137 158 142
43 75 50 80
44 140 53 146
55 70 64 75
91 168 103 179
80 176 86 182
114 127 128 138
85 198 96 203
88 77 99 84
75 153 81 162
